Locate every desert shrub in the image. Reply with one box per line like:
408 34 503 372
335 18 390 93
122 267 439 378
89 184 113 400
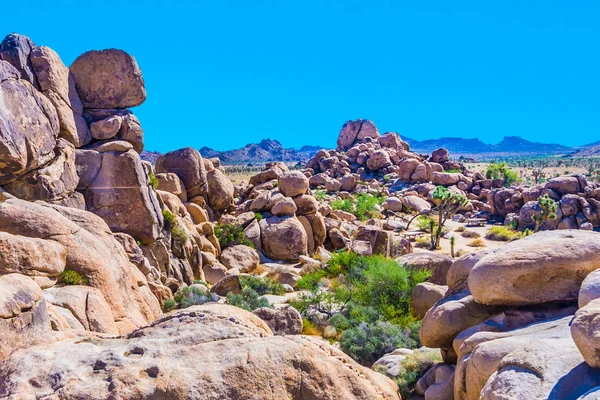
226 287 271 311
461 230 480 238
314 189 327 201
240 275 285 296
468 238 486 247
391 349 443 399
148 170 159 189
485 162 519 186
162 209 175 229
171 224 189 245
414 236 430 248
339 321 418 366
416 216 436 232
445 168 461 173
174 285 218 309
214 223 255 249
485 226 524 242
302 318 321 335
162 298 177 312
328 313 352 331
59 270 88 286
254 212 263 222
354 193 384 221
331 198 354 213
454 226 467 232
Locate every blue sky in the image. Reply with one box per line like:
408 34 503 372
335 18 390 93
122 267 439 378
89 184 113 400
5 1 600 151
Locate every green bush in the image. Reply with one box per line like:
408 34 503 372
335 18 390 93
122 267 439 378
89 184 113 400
445 168 461 173
254 212 263 222
162 209 175 229
240 275 285 295
162 298 177 312
174 285 218 309
314 189 327 201
354 193 384 221
171 224 189 245
226 287 272 311
416 216 436 232
339 321 418 366
148 170 159 189
485 162 519 186
59 270 88 286
485 226 524 242
214 223 255 249
331 198 354 213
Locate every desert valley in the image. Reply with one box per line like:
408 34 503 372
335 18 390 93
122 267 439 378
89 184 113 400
1 30 600 400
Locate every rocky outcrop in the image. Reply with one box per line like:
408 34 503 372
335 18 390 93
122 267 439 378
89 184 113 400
0 305 401 399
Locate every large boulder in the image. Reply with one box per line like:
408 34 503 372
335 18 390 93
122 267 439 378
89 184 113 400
545 176 582 196
30 46 91 147
81 149 163 244
572 298 600 368
259 216 308 261
70 49 146 109
366 150 392 171
156 148 208 199
278 171 309 197
0 33 38 88
401 195 431 213
253 306 303 335
219 245 259 273
0 199 161 334
411 282 448 319
0 60 59 185
468 230 600 306
446 250 492 293
337 119 379 150
207 168 234 212
0 232 66 281
0 304 400 399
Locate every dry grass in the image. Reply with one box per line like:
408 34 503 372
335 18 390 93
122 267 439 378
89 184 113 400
301 318 321 335
454 226 467 233
468 238 486 247
461 230 481 238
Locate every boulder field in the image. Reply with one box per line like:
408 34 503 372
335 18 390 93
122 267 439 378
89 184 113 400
2 31 600 400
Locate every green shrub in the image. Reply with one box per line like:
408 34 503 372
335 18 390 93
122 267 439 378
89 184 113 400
416 216 436 232
339 321 418 366
174 285 218 309
331 198 354 213
485 226 524 242
485 162 520 186
328 313 351 331
254 212 263 222
445 168 461 173
162 209 175 229
148 170 159 189
162 298 177 312
214 223 255 249
391 349 443 399
240 276 285 296
354 193 384 221
171 224 189 245
314 189 327 201
455 226 467 233
468 238 486 247
226 287 271 311
59 270 88 286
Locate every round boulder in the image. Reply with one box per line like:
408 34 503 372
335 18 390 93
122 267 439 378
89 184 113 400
219 244 259 273
278 171 309 197
260 216 308 261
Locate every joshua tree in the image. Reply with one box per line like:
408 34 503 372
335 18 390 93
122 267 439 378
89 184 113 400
430 186 469 249
532 168 546 184
533 194 558 232
450 236 456 258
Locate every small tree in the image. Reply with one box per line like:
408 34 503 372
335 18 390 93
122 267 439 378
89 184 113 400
532 168 546 184
532 194 557 232
430 186 469 249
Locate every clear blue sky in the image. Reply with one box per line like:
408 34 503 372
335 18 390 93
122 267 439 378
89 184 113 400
5 1 600 151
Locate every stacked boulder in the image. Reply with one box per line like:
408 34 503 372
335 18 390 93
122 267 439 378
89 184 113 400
410 230 600 399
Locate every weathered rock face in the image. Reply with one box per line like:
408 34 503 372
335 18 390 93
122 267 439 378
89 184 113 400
80 149 163 244
156 148 208 199
70 49 146 109
219 244 259 273
337 119 379 150
0 305 400 399
0 60 59 185
397 251 453 285
469 230 600 306
260 216 308 261
0 33 38 88
572 298 600 369
207 168 234 212
253 306 303 335
0 199 161 333
278 171 309 197
30 45 91 147
446 250 491 293
411 282 447 319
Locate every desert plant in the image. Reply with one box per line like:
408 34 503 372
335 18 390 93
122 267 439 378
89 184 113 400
214 223 255 249
174 285 218 309
430 186 469 249
533 194 558 232
455 226 466 233
302 318 321 335
354 193 384 221
339 321 418 366
226 287 272 311
532 168 546 184
171 224 189 245
254 212 263 222
314 189 327 201
59 270 88 286
390 349 443 399
485 162 519 186
461 230 481 238
450 236 456 258
148 170 159 189
468 238 486 247
240 276 285 295
331 198 354 213
416 216 436 232
162 209 175 229
485 226 524 241
162 298 177 312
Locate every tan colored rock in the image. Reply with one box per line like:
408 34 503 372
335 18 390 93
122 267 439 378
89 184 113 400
446 250 492 293
0 304 400 399
260 216 308 261
0 273 42 319
0 232 66 278
0 34 38 87
572 298 600 368
90 114 122 140
411 282 448 319
397 251 453 285
210 274 242 296
0 60 59 185
367 150 392 171
207 168 234 212
337 119 379 150
579 268 600 308
278 171 309 197
272 196 297 216
402 195 431 213
382 197 403 212
219 245 259 273
156 148 208 199
70 49 146 109
253 306 303 335
156 172 186 200
469 230 600 306
293 194 318 215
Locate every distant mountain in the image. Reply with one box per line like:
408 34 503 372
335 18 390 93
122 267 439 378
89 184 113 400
568 140 600 158
403 135 572 156
140 150 162 164
199 139 323 164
